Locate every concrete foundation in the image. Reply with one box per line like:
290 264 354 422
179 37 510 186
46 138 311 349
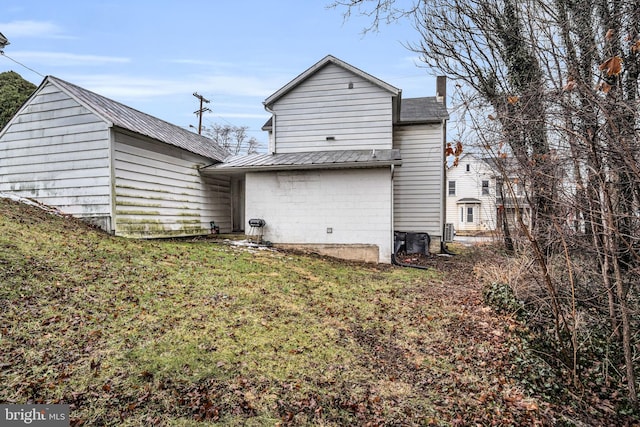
274 243 381 264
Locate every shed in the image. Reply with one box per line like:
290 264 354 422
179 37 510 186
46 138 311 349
0 75 231 237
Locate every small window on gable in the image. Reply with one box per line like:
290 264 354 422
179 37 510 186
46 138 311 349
448 181 456 196
466 164 470 172
482 180 489 195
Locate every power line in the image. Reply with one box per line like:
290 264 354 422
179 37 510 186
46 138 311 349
0 51 45 78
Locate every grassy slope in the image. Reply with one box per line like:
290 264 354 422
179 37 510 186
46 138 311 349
0 197 592 426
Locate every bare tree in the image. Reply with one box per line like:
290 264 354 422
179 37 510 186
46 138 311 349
203 123 260 155
332 0 639 406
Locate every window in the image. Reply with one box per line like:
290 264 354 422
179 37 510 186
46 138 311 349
448 180 456 196
466 164 470 172
482 180 489 195
460 206 475 223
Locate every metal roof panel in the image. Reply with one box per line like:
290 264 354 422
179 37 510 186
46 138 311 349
47 76 229 161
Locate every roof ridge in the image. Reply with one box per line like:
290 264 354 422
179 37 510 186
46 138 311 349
46 75 229 161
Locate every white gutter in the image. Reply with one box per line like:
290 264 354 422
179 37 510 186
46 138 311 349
199 159 403 175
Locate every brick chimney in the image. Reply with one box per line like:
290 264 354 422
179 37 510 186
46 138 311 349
436 76 446 106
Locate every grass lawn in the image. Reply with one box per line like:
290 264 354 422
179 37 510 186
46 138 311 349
0 197 562 425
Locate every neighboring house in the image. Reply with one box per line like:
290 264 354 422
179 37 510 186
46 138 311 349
0 32 9 50
202 55 448 263
446 152 530 235
0 76 232 237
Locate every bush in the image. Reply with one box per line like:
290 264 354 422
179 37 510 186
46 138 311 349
483 282 525 318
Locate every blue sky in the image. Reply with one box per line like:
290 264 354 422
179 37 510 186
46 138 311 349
1 1 440 150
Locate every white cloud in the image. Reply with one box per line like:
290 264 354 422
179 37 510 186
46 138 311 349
168 59 235 67
0 20 70 39
9 51 130 66
67 73 281 100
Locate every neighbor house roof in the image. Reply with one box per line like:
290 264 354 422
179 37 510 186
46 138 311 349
201 149 402 173
399 97 449 123
45 76 229 161
0 32 9 49
263 55 401 108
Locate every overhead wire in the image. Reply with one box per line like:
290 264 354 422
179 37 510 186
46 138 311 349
0 51 45 78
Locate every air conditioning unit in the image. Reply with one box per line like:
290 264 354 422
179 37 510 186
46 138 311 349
444 223 455 242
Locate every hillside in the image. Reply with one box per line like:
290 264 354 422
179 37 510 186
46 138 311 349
0 196 631 425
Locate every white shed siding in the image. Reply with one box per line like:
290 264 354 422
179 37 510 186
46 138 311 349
245 168 393 263
0 82 112 219
113 132 231 237
445 155 497 233
271 64 394 153
393 124 443 239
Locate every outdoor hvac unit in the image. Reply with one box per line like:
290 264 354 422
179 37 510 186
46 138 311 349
444 223 455 242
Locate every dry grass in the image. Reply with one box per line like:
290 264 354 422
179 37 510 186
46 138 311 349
1 197 620 425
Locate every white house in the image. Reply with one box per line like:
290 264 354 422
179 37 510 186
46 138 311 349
0 76 232 237
446 153 497 234
446 152 530 235
202 55 449 263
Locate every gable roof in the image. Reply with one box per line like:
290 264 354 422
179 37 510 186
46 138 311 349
202 149 401 173
45 76 229 161
263 55 401 108
399 97 449 123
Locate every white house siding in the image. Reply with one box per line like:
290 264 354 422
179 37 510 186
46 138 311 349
271 64 394 153
445 155 497 233
0 82 112 227
245 168 393 263
393 124 444 244
113 131 231 238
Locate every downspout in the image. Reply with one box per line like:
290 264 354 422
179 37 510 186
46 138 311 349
390 163 395 264
440 120 455 256
437 76 454 255
263 103 276 155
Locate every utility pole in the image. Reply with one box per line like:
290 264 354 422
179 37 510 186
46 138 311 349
192 92 211 135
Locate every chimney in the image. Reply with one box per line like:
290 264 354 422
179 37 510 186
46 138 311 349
436 76 446 106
